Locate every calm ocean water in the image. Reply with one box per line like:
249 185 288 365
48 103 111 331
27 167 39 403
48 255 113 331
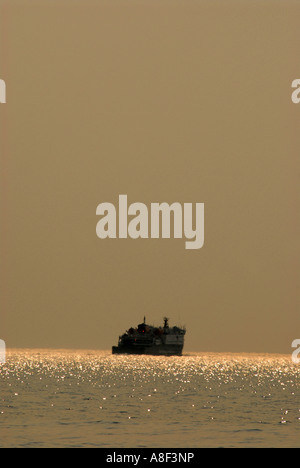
0 350 299 448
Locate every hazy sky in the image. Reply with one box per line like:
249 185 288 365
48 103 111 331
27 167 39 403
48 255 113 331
1 0 299 353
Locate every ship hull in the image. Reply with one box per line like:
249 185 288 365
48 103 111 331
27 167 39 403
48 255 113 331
112 344 183 356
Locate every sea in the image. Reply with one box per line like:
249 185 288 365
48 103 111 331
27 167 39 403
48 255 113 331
0 349 299 448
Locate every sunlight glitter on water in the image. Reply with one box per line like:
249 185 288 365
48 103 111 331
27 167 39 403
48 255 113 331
0 350 299 448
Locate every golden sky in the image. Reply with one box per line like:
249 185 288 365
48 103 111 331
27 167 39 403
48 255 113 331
0 0 299 353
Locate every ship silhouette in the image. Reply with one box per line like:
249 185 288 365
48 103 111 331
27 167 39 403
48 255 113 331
112 317 186 356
